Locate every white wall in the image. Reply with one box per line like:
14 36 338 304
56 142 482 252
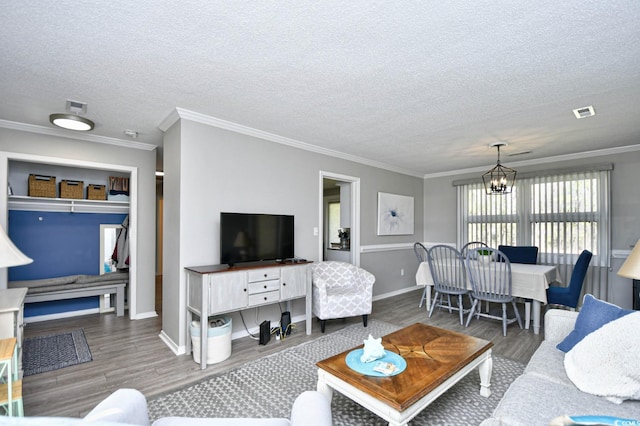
0 127 158 318
162 116 425 352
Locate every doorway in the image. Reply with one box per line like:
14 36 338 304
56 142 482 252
319 171 360 266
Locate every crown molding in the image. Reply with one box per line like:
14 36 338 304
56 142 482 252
0 119 157 151
423 144 640 179
159 107 424 178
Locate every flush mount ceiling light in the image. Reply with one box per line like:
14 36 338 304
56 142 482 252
49 113 95 131
482 142 516 195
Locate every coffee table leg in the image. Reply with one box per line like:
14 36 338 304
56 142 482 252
316 369 334 403
478 352 493 397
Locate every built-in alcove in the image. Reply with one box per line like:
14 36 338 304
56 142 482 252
1 153 138 319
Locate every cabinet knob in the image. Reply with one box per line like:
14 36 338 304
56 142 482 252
243 288 247 292
263 285 267 289
283 282 286 286
264 296 268 300
263 274 267 278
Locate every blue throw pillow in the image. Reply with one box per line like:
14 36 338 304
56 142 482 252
556 294 634 352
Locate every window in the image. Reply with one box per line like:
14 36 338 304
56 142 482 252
458 169 610 267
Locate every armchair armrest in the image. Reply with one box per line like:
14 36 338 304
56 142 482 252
84 388 150 426
290 391 332 426
544 309 578 344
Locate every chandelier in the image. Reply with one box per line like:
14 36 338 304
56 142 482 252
482 142 516 195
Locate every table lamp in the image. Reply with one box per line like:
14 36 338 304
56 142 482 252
0 225 33 269
617 239 640 280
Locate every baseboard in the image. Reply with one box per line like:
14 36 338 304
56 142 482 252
24 308 100 323
372 285 421 302
159 329 184 355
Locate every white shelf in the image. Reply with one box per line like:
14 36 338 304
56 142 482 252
8 195 129 214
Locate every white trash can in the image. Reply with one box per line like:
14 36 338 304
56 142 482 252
190 317 232 364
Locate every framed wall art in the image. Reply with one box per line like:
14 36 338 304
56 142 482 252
377 192 414 235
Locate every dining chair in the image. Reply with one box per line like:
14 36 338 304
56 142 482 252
426 245 470 325
546 250 593 309
465 247 523 336
461 241 488 259
497 245 539 264
414 242 430 308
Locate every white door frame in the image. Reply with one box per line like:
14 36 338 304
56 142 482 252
319 171 360 266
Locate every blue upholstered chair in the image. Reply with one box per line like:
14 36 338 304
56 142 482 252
546 250 593 309
498 245 539 264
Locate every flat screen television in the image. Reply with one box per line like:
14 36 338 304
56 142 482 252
220 212 294 266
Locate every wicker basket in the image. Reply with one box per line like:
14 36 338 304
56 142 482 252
28 174 56 198
59 180 84 199
86 184 106 200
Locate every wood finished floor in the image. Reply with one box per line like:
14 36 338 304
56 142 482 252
22 287 544 418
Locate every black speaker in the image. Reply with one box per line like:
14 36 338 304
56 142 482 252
280 311 291 336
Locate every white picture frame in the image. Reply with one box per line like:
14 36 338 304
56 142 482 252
377 192 414 235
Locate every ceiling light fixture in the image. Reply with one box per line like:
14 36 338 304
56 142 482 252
49 113 95 131
482 142 516 195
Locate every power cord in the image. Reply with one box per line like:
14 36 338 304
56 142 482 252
239 310 259 340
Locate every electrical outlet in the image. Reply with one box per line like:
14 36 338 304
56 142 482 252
313 227 319 236
400 268 405 276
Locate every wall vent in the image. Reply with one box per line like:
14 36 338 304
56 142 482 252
573 105 595 119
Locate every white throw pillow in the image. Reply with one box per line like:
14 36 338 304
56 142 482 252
564 311 640 404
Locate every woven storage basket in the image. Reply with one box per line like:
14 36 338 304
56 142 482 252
28 174 56 198
86 184 106 200
59 180 84 199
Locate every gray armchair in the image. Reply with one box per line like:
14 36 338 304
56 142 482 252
312 261 376 333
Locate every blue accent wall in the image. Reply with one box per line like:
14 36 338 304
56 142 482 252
8 210 127 281
8 210 127 317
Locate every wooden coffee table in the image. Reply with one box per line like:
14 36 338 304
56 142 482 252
316 323 494 426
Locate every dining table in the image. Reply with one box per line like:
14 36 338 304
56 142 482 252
415 261 562 334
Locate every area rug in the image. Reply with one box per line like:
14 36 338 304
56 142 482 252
22 329 92 376
148 320 525 425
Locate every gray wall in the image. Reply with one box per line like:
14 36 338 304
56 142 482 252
162 118 425 351
0 127 158 318
422 148 640 307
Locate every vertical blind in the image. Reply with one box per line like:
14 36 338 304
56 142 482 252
457 168 611 301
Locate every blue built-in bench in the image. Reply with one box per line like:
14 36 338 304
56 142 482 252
8 272 128 317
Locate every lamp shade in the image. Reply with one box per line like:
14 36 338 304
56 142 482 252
617 239 640 280
0 225 33 268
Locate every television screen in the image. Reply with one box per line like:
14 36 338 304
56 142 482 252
220 212 294 266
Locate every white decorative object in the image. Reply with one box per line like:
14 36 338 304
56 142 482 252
377 192 414 236
360 334 385 363
564 312 640 403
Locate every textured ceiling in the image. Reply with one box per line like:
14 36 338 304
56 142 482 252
2 1 640 176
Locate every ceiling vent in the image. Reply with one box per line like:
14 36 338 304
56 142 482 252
573 105 595 119
66 99 87 114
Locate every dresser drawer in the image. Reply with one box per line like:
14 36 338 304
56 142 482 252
248 290 280 306
248 279 280 294
248 269 280 283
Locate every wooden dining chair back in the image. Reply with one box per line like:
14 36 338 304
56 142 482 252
427 245 470 325
461 241 488 259
465 247 523 336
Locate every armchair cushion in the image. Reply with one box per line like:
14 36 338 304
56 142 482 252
312 261 375 320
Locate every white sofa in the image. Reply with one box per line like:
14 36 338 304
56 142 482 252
1 389 332 426
481 309 640 425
